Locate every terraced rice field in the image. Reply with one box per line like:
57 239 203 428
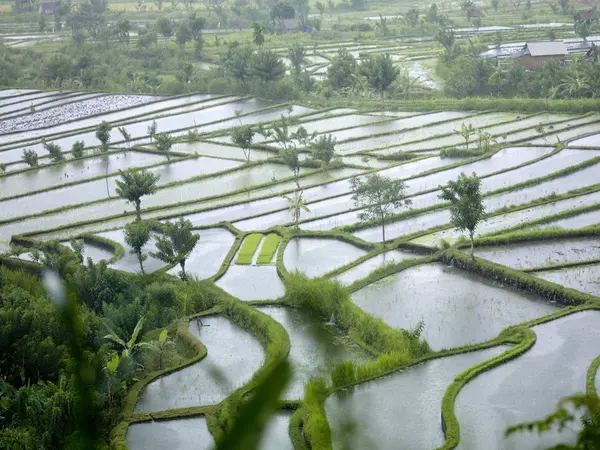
3 90 600 449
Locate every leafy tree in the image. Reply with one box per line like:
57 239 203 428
155 133 174 160
249 50 286 84
491 0 499 10
271 1 295 30
361 54 399 98
311 134 336 167
574 21 591 41
147 120 158 143
231 125 255 162
288 43 306 73
115 19 131 44
316 1 325 18
115 169 161 220
427 3 439 22
42 140 64 163
118 126 132 148
327 48 358 91
71 140 85 159
44 55 72 88
187 12 205 40
39 13 46 31
252 22 265 47
22 148 39 167
156 17 174 42
0 163 5 174
282 190 310 229
176 23 190 49
124 221 151 274
435 27 459 64
223 45 254 91
438 172 485 257
96 121 112 152
406 8 420 27
151 218 200 280
350 174 412 243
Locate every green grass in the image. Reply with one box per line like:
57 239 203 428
235 233 263 265
256 234 281 265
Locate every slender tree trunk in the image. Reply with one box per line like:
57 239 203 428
135 201 141 221
381 214 386 243
470 230 475 259
138 250 145 274
105 160 110 198
180 260 187 281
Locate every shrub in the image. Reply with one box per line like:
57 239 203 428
440 147 484 158
377 150 417 161
71 140 85 158
21 149 39 167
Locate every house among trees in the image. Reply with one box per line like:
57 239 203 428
516 42 568 70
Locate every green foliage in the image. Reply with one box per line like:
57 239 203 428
507 394 600 449
256 234 281 265
42 140 64 163
235 233 263 265
288 43 306 73
95 121 112 153
327 48 358 91
155 132 174 160
151 217 200 280
350 173 412 243
252 22 265 47
21 148 39 167
439 172 484 257
118 127 132 147
311 134 337 167
115 168 160 220
302 378 331 449
281 190 311 229
377 150 416 161
248 50 286 85
124 220 151 274
360 54 400 98
147 120 158 142
231 125 255 162
71 140 85 159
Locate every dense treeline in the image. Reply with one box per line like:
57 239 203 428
0 249 216 448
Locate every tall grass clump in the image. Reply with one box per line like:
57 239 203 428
302 378 332 450
283 273 430 358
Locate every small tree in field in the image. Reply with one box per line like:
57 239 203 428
71 140 85 159
124 220 151 274
118 127 132 148
438 172 485 258
22 148 39 167
43 140 64 163
96 121 112 153
151 217 200 280
311 134 336 168
231 125 255 162
115 169 160 221
455 122 475 149
350 174 412 243
155 133 173 160
282 190 310 229
147 120 158 143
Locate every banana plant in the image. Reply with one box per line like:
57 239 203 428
103 315 147 360
282 190 311 230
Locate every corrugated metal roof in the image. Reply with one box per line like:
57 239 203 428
523 41 568 56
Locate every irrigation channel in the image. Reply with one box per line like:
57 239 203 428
2 89 600 449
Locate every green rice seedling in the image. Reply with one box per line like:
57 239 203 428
235 233 263 265
256 234 281 265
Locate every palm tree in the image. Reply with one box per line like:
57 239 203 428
151 217 200 280
115 168 160 220
455 123 475 149
556 67 592 98
118 126 132 149
282 190 310 229
252 22 265 47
